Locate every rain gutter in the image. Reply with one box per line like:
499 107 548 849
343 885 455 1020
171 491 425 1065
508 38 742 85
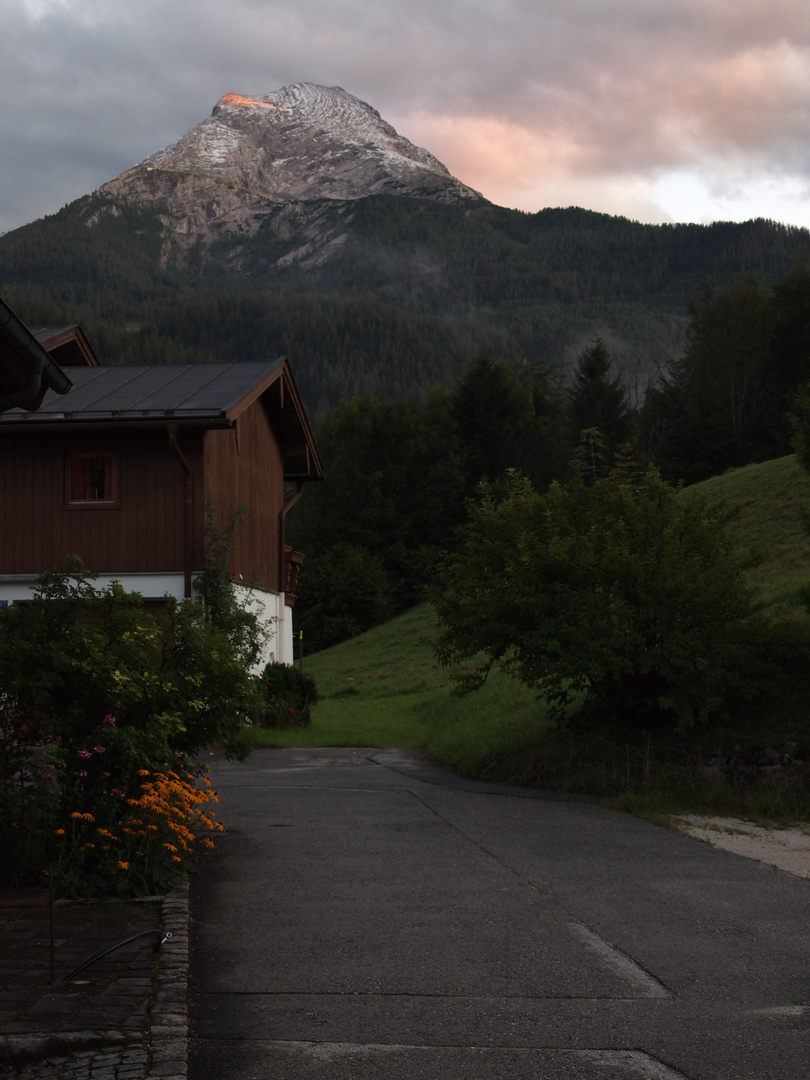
0 296 73 412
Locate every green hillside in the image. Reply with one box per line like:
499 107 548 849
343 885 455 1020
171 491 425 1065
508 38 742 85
281 454 810 753
688 454 810 608
257 455 810 819
255 603 553 780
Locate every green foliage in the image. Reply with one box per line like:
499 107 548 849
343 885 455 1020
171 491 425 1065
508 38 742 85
567 336 633 460
792 383 810 475
195 495 268 671
771 264 810 408
289 392 466 648
290 360 568 651
260 663 319 727
450 354 566 491
295 543 397 654
646 270 810 481
0 559 262 893
433 450 775 730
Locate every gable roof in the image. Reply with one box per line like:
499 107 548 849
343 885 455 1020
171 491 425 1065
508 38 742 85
0 360 323 480
30 325 100 368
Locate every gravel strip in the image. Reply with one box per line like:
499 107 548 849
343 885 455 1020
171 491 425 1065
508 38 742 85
672 815 810 878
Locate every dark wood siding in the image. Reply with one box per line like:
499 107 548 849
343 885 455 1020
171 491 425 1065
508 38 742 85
203 399 283 592
0 427 204 576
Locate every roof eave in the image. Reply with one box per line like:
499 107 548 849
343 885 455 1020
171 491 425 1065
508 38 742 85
0 297 73 412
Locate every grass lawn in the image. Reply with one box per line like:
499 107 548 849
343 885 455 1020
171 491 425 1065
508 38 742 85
253 604 555 773
687 454 810 609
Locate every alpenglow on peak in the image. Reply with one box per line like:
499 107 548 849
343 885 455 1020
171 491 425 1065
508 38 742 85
117 83 482 206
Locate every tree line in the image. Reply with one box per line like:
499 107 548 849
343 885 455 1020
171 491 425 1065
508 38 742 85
289 340 635 652
643 264 810 482
291 262 810 653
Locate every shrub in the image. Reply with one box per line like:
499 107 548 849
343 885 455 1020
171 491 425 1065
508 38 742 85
0 559 262 894
433 446 792 731
260 663 319 727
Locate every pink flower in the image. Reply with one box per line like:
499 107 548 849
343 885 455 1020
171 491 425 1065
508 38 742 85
103 714 116 725
77 750 92 760
94 746 105 754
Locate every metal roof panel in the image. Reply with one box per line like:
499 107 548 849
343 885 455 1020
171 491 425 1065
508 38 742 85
0 361 286 420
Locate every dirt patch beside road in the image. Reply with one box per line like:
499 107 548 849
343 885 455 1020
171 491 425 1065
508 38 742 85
672 815 810 878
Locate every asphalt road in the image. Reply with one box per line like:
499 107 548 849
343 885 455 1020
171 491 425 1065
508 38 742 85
188 747 810 1079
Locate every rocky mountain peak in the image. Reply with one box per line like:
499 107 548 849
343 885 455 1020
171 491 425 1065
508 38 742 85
101 82 480 208
93 83 481 271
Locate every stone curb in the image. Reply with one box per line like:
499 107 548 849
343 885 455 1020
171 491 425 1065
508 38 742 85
147 877 190 1080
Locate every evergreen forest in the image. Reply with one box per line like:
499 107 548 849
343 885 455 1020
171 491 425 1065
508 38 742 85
3 193 810 412
290 263 810 653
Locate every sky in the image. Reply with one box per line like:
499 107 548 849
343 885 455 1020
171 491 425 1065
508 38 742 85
2 0 810 235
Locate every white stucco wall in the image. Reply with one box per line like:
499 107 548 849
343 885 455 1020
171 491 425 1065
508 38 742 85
0 572 188 604
231 582 295 670
0 573 294 671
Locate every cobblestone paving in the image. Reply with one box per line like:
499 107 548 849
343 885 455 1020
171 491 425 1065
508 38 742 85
10 1044 149 1079
0 881 188 1079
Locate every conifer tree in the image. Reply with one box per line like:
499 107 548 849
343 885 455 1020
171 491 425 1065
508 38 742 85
567 337 633 460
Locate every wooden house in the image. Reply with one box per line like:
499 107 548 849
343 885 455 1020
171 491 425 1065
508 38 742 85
0 359 323 667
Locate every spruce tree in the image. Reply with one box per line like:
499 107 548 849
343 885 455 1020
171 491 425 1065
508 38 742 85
567 337 633 461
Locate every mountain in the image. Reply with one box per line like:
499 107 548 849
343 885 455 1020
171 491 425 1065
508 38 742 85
97 83 481 269
2 83 810 411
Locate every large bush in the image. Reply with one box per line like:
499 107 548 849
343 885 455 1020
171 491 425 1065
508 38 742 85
433 448 790 730
0 562 263 894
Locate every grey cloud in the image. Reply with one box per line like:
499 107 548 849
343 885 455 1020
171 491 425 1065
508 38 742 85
1 0 809 232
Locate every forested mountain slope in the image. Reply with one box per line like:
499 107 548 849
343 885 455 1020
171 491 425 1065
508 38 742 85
3 197 809 411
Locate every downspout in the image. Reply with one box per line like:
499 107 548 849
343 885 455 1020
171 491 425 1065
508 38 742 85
167 425 194 599
278 481 305 596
